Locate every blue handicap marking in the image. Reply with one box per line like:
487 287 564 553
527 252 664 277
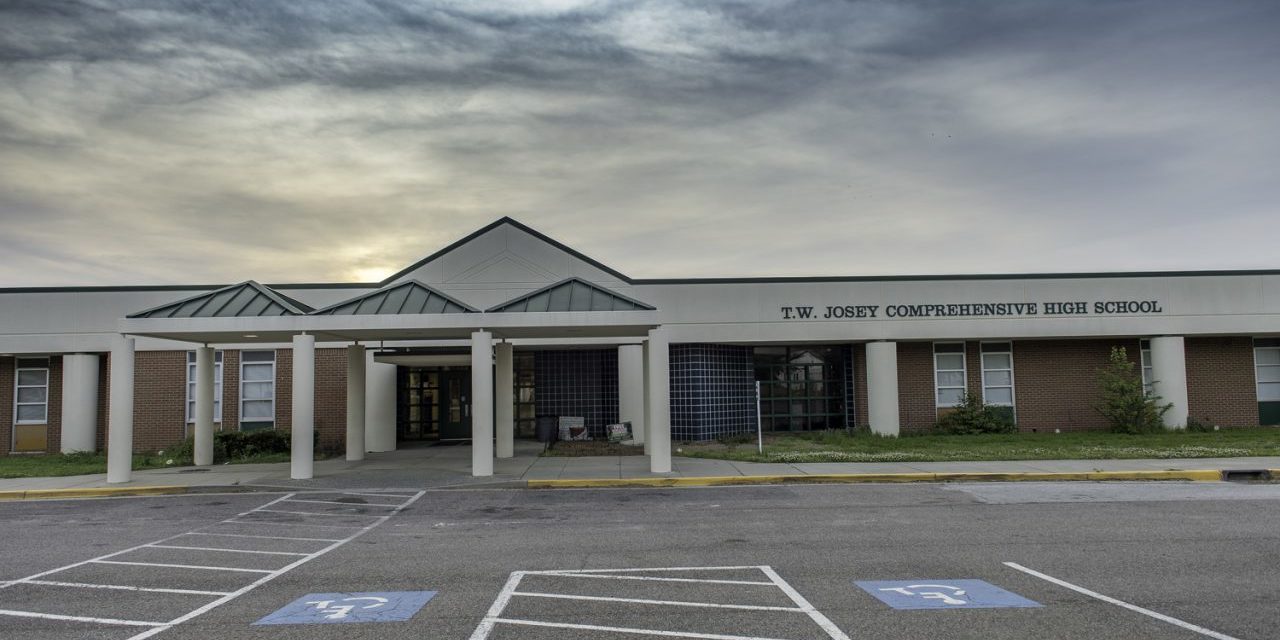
254 591 437 625
855 580 1041 610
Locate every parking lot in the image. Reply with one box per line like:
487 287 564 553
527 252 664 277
1 481 1278 639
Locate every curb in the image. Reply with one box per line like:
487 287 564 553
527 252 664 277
527 469 1228 489
0 485 189 501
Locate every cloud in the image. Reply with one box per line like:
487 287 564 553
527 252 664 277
0 0 1277 286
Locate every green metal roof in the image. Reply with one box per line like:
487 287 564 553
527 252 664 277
486 278 656 312
127 281 313 318
310 281 477 315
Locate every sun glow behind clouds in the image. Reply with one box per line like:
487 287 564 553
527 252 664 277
348 267 395 283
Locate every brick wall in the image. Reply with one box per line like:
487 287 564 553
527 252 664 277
897 342 936 433
132 351 187 452
44 356 63 453
1012 339 1137 431
0 357 11 454
314 348 348 453
1185 336 1257 427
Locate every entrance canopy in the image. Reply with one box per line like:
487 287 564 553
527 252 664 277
120 278 659 343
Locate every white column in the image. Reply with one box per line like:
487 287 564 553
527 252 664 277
494 341 514 459
471 330 494 476
1150 336 1189 429
618 343 646 444
866 341 900 437
59 354 99 454
291 333 315 480
365 351 397 452
106 336 134 484
642 339 652 455
647 327 671 473
193 346 215 466
346 344 366 461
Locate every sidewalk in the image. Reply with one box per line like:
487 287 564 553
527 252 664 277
2 441 1278 496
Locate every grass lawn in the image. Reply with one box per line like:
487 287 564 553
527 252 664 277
677 427 1280 464
0 451 298 479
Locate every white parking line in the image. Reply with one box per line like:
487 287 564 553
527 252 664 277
0 608 165 627
471 565 851 640
23 580 230 597
146 544 309 556
222 518 365 529
547 573 778 586
1004 562 1241 640
282 499 400 507
89 560 274 573
511 591 805 612
488 618 796 640
255 508 384 518
181 532 343 542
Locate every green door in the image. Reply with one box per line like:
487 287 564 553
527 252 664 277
440 370 472 440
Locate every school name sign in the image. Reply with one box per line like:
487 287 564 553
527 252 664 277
779 300 1164 320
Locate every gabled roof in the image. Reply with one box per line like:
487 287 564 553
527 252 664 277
486 277 656 312
127 281 313 319
310 281 477 315
379 216 631 285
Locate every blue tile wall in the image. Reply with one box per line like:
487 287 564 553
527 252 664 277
670 344 758 441
534 349 618 437
843 344 857 429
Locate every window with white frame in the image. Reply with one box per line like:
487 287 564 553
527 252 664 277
980 342 1015 407
1257 340 1280 402
1140 339 1153 393
934 342 966 407
240 350 275 430
14 357 49 424
185 351 224 424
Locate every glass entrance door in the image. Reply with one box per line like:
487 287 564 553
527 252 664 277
398 369 440 441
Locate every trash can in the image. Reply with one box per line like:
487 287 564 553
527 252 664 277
535 415 557 443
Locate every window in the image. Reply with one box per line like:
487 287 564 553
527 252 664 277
515 353 536 438
753 346 846 431
1257 340 1280 402
1140 339 1153 393
934 343 966 407
14 357 49 424
240 350 275 430
980 342 1016 423
185 351 224 424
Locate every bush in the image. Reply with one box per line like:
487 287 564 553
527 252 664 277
1097 346 1172 434
163 428 304 465
934 393 1017 435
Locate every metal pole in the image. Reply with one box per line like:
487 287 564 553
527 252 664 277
747 378 757 455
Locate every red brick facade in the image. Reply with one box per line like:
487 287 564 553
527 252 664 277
1186 336 1258 427
0 338 1268 456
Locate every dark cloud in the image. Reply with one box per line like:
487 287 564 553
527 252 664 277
0 0 1277 285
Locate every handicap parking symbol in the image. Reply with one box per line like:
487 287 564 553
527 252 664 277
855 580 1041 610
254 591 437 625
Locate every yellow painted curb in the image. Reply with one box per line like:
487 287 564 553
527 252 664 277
0 485 188 501
527 469 1224 489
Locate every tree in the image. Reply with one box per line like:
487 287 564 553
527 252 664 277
1096 347 1171 434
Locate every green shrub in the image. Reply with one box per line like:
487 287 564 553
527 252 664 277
163 428 304 465
934 393 1017 435
1097 346 1172 434
1185 416 1218 433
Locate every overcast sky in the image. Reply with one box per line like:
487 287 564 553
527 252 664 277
1 0 1277 286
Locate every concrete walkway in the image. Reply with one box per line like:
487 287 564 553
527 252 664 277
2 440 1278 494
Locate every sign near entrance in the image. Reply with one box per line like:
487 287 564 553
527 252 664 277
254 591 438 625
781 300 1164 320
855 580 1041 610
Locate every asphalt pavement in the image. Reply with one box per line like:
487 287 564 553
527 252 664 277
1 481 1278 639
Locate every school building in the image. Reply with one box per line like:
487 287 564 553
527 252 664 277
1 218 1277 481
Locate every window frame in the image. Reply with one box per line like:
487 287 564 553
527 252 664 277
933 342 967 409
185 350 224 424
979 342 1016 415
1140 339 1154 394
13 357 50 425
239 350 276 429
1255 341 1280 403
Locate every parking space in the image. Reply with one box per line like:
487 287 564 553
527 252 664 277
0 490 422 639
474 565 848 640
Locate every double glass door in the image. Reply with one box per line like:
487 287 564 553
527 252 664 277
398 368 472 441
